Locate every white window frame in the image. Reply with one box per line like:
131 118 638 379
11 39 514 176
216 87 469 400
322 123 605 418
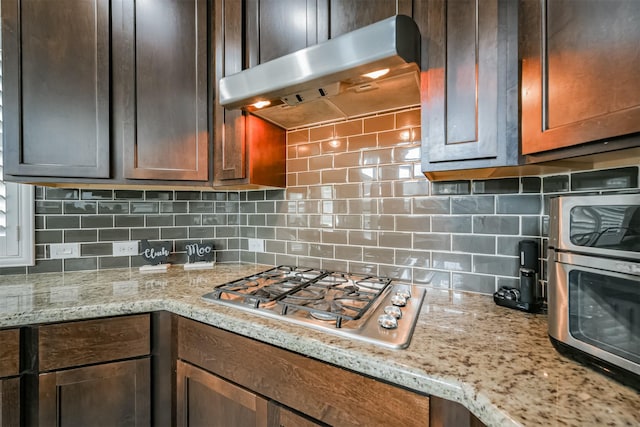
0 182 34 267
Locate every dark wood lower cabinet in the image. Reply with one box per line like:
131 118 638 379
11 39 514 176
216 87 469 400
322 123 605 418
0 328 21 427
177 317 430 427
176 360 269 427
0 377 20 427
7 312 486 427
270 404 325 427
38 358 150 427
430 397 485 427
176 360 326 427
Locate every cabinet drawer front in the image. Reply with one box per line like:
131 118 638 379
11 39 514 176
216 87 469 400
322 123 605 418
39 314 150 371
0 329 20 377
178 317 430 426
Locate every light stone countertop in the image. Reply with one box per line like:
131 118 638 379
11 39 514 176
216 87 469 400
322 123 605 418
0 264 638 427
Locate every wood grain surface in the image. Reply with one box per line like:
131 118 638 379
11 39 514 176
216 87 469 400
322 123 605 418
178 317 429 427
38 314 150 371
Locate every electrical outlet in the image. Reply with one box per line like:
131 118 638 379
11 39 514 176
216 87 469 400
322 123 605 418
50 243 80 259
112 240 140 256
248 238 264 252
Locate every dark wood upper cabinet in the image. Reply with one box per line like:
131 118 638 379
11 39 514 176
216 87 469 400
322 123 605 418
246 0 319 66
2 0 212 185
520 0 640 155
213 0 286 187
119 0 209 181
1 0 110 178
420 0 520 179
325 0 412 38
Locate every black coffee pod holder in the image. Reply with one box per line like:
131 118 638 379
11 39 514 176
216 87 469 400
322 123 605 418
493 286 542 313
493 239 542 313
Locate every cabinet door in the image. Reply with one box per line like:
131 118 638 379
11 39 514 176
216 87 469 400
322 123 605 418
430 396 485 427
422 0 519 170
214 0 245 182
0 378 20 427
520 0 640 154
213 0 287 187
273 404 324 427
38 358 150 427
246 0 319 66
326 0 413 38
1 0 110 178
119 0 209 181
176 360 268 427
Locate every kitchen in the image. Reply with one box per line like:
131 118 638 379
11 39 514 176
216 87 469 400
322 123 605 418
1 0 639 426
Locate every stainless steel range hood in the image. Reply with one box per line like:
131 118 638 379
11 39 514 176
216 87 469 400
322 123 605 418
219 15 421 130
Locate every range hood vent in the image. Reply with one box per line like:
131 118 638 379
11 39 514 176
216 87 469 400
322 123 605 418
219 15 421 130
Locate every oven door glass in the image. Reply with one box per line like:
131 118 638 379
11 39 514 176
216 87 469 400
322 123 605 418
568 270 640 364
569 205 640 251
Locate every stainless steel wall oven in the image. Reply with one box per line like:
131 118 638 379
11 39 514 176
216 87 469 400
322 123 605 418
548 194 640 390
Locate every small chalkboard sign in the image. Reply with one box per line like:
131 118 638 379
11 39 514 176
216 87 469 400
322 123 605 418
139 240 172 265
185 241 215 263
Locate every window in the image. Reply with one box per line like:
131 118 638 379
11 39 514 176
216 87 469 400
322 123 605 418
0 42 34 267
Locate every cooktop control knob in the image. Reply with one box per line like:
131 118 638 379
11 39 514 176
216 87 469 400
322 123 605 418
396 289 411 300
378 313 398 329
391 294 407 307
384 305 402 319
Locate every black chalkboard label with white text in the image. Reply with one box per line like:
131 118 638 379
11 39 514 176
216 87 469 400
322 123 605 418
185 241 215 263
139 240 172 265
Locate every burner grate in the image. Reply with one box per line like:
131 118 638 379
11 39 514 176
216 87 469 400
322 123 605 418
206 266 328 308
277 272 392 328
205 267 392 327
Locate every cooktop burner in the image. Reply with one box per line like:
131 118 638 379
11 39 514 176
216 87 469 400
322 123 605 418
202 266 426 349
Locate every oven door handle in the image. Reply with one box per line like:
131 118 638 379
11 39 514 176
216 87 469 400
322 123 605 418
553 251 640 277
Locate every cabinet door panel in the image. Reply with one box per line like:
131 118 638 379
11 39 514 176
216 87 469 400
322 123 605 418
214 0 246 182
425 0 499 162
521 0 640 154
274 404 324 427
39 358 150 427
176 360 268 427
0 377 20 427
122 0 208 181
2 0 110 178
327 0 412 38
430 396 485 427
0 329 19 378
247 0 318 65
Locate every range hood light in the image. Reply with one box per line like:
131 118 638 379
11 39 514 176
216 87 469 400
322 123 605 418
251 100 271 109
363 68 390 79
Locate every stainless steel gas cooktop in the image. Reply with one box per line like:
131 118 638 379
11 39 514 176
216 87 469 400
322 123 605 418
202 266 426 349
